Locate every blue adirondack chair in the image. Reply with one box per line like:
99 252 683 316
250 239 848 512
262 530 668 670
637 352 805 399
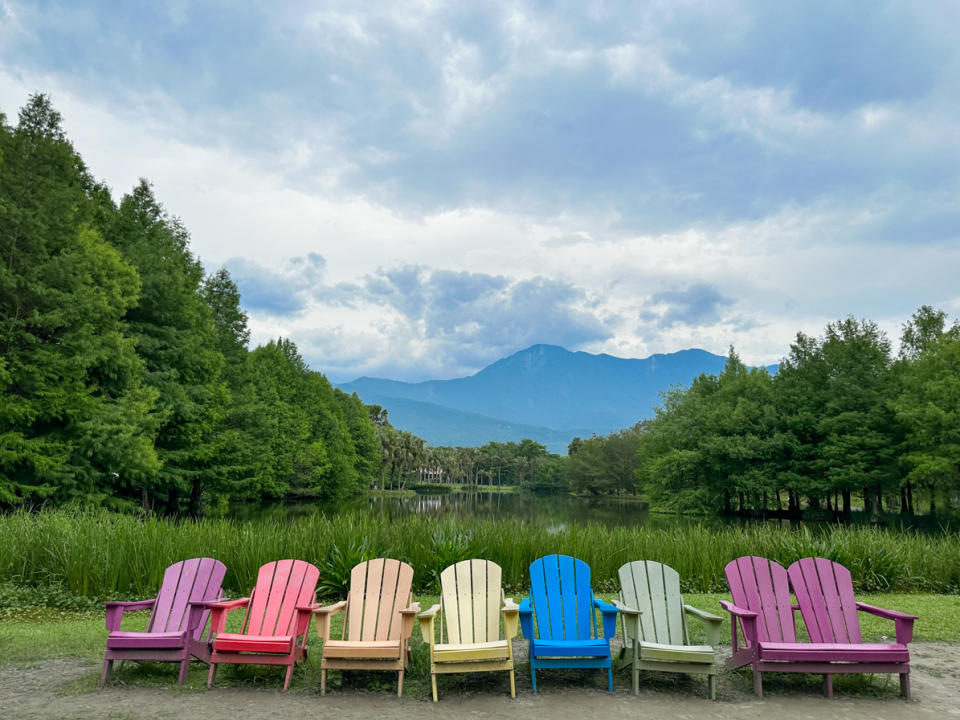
519 554 619 693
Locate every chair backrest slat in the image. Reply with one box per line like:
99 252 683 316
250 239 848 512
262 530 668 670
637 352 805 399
440 559 503 644
244 560 319 637
724 556 795 643
528 555 595 641
148 558 226 639
342 558 413 642
618 561 684 645
788 558 861 644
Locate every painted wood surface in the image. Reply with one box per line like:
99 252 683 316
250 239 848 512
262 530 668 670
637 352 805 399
518 554 618 694
102 557 226 686
207 559 320 691
419 559 518 702
722 555 917 699
314 558 419 697
616 560 721 698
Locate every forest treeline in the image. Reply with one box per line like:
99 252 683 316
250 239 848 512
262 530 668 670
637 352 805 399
637 310 960 517
1 95 381 514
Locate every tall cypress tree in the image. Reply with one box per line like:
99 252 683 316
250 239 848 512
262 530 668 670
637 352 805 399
0 95 158 505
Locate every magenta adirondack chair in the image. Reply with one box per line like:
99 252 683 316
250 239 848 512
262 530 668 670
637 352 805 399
722 556 916 698
788 557 916 698
206 559 320 690
102 557 226 685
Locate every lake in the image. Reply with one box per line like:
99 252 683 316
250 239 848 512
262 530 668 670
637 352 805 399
229 490 958 533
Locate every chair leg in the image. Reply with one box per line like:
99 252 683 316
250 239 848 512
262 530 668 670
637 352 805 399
531 666 537 694
823 674 833 698
397 668 404 697
607 667 613 693
632 664 639 695
753 665 763 697
320 669 326 696
207 662 217 688
177 658 190 685
431 673 438 702
708 673 716 700
283 663 294 691
100 659 113 687
900 672 910 700
509 668 516 698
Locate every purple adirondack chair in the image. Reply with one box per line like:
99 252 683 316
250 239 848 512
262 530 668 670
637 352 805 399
788 557 915 698
722 556 916 699
102 558 227 685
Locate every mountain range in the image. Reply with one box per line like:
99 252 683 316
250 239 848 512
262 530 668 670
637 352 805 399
339 344 777 453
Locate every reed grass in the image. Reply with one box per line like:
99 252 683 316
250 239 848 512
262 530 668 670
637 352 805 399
1 507 958 602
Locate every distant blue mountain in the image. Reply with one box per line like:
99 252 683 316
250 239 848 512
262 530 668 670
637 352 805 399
339 345 777 452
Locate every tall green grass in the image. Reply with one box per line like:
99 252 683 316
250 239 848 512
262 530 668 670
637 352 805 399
1 507 958 602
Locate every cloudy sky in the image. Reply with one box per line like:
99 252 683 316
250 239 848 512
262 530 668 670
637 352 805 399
2 1 959 382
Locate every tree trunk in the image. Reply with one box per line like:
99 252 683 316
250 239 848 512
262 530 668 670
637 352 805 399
723 490 732 514
907 481 914 513
842 489 851 515
775 489 782 511
188 480 203 517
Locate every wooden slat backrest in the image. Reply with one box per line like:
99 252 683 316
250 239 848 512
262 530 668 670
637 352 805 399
618 561 685 645
528 554 594 641
147 558 226 639
343 558 413 642
724 556 795 643
440 559 502 645
788 558 861 644
243 560 319 637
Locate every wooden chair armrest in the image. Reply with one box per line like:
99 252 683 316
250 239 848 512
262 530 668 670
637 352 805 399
208 597 250 635
502 598 519 640
611 599 640 615
418 603 441 645
104 598 156 631
857 602 917 644
206 597 250 610
719 600 757 618
594 597 619 639
684 604 722 646
683 603 722 623
312 600 346 641
398 601 421 639
518 598 534 639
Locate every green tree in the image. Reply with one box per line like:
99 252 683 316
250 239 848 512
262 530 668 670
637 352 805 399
0 95 159 506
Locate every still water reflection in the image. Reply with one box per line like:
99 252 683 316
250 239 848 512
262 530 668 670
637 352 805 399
229 491 957 532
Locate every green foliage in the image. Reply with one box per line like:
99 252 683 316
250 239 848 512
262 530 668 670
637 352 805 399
1 95 381 513
317 539 378 598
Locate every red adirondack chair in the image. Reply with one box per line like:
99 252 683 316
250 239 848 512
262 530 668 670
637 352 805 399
722 556 916 698
206 559 320 690
101 557 226 685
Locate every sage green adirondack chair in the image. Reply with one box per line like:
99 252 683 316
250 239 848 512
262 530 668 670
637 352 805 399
614 560 722 698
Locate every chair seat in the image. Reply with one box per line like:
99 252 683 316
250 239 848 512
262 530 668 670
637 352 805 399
107 630 187 650
435 639 510 661
533 638 610 657
759 641 910 663
214 633 294 654
322 639 402 659
638 640 715 664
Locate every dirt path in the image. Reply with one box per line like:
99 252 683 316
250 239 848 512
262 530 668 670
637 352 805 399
3 644 959 720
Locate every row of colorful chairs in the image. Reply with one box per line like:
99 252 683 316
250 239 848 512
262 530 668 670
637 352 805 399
101 554 916 701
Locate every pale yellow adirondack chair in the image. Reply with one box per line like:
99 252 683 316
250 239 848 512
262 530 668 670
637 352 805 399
418 559 519 702
313 558 420 696
614 560 722 699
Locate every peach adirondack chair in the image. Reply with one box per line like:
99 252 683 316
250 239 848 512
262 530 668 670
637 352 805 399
419 559 519 702
313 558 420 696
102 557 226 685
206 559 320 690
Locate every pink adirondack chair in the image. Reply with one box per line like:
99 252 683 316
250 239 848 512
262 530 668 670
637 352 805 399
206 559 320 690
788 557 915 698
102 557 226 685
722 556 916 698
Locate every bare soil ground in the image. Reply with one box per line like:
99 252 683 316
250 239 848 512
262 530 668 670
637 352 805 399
3 643 959 720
